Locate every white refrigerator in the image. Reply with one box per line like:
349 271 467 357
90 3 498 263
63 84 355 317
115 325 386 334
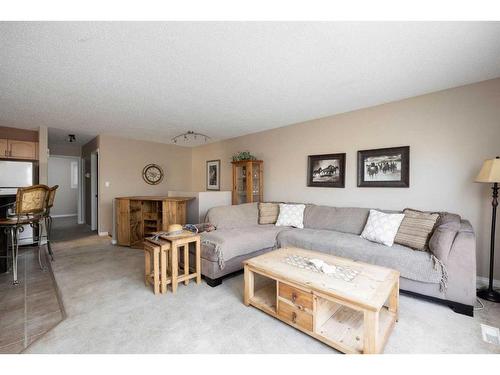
0 160 36 244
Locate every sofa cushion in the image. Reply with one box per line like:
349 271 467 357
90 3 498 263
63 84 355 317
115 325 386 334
360 209 405 247
205 203 258 229
276 228 444 285
258 202 280 224
303 205 370 235
200 224 287 268
394 209 440 251
276 203 305 228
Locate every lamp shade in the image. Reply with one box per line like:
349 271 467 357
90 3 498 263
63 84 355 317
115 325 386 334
475 157 500 183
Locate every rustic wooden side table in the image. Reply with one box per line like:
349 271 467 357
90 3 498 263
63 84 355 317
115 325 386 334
159 231 201 293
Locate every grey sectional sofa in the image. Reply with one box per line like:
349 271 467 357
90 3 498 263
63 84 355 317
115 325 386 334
195 202 476 316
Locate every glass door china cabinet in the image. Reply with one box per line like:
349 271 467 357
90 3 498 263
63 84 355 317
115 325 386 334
231 160 263 205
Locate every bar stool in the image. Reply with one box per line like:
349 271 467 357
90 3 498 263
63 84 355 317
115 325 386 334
0 185 49 284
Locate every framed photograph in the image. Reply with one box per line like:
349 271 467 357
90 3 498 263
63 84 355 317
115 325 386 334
206 160 221 190
357 146 410 187
307 153 346 188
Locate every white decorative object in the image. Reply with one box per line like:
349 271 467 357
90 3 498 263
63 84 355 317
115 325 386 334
309 258 336 275
361 209 405 246
275 203 305 228
283 255 359 282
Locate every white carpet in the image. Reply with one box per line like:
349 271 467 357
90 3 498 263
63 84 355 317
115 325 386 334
25 233 500 354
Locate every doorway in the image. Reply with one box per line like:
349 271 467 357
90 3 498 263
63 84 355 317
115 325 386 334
48 155 82 220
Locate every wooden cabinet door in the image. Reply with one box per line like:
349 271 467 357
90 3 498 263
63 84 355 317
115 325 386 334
0 139 7 158
116 199 131 246
8 140 38 160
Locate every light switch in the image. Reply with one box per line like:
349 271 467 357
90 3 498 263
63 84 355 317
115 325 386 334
105 181 110 187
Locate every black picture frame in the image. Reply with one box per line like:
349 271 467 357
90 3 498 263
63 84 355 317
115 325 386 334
206 159 221 191
307 153 346 188
357 146 410 187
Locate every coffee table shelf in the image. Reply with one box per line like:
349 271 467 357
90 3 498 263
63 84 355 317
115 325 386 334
250 282 277 315
317 305 396 354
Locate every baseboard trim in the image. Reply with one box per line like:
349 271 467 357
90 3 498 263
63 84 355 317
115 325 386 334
477 276 500 289
51 214 77 218
400 289 473 317
98 231 109 237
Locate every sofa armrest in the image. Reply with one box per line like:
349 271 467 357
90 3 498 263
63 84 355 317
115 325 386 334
443 220 476 306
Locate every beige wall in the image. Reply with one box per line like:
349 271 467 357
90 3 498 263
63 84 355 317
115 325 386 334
191 78 500 279
38 126 48 185
0 126 38 141
98 135 192 234
49 142 82 157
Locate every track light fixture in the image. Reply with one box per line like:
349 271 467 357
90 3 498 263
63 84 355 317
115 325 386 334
172 130 211 144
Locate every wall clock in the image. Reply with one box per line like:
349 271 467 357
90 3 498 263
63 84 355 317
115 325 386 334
142 164 164 185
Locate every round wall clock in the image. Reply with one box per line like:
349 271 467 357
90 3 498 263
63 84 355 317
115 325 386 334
142 164 164 185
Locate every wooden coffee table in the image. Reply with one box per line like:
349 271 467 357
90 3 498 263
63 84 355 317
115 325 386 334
243 247 399 354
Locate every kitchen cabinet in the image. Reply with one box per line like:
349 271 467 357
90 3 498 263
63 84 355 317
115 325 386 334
0 139 7 158
0 139 38 160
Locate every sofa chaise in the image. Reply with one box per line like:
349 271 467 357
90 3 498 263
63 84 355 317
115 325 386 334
193 202 476 316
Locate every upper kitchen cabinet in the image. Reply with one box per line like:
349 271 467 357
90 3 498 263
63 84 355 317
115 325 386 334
9 140 38 160
0 139 38 160
0 139 7 158
0 126 39 161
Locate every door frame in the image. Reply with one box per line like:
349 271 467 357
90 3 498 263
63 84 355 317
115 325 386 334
90 150 99 231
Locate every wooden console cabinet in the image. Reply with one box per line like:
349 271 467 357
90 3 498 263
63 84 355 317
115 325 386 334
116 196 194 247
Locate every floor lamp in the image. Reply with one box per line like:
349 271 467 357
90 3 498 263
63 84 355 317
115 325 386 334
476 156 500 302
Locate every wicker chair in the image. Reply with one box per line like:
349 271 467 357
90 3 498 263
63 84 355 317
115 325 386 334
0 184 49 285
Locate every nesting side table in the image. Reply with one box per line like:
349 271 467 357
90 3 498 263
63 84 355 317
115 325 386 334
160 231 201 293
143 237 170 294
143 231 201 295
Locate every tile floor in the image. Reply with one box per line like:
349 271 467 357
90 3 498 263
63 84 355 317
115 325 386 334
0 239 65 353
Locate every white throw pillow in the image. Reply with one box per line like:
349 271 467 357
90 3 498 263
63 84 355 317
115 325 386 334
360 209 405 247
275 204 305 228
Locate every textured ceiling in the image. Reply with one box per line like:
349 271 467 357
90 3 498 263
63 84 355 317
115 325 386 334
1 22 500 147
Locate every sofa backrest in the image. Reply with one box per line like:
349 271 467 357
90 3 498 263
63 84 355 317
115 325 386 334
206 202 258 229
303 205 370 235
